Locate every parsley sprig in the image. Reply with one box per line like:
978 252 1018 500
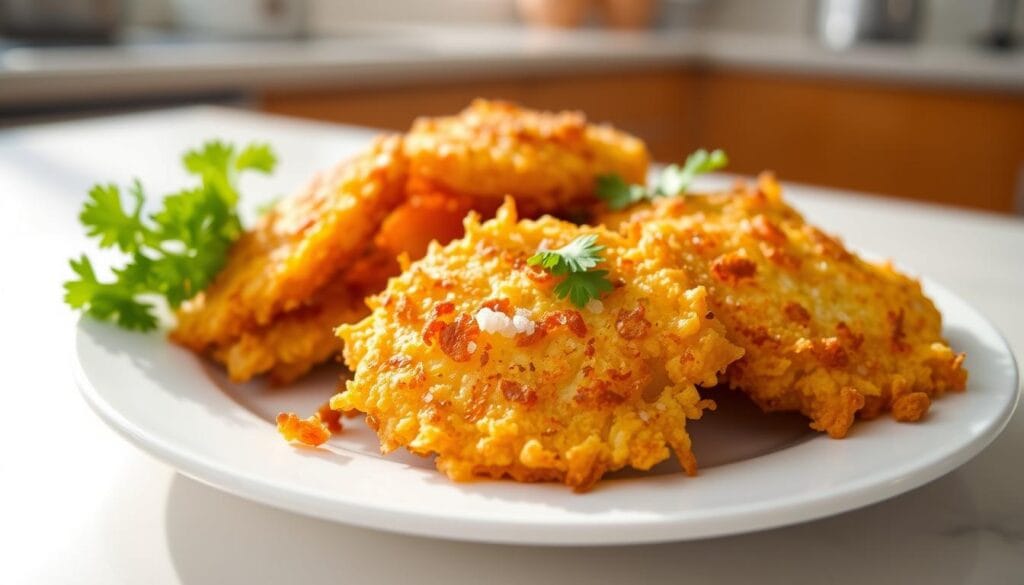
528 234 614 308
64 141 277 331
597 148 728 210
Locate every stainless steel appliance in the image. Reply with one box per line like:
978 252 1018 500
815 0 923 49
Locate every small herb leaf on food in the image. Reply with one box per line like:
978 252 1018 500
596 148 729 210
64 140 277 331
655 148 728 197
553 269 614 308
528 235 613 308
595 174 648 211
528 234 605 274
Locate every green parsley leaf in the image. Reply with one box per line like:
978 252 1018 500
655 148 728 197
528 234 605 274
183 141 234 179
235 143 278 173
595 174 648 211
64 255 157 331
78 182 146 252
63 255 102 309
65 140 277 331
527 235 613 308
596 148 729 211
553 269 614 308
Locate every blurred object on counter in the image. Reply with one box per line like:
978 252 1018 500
517 0 591 28
598 0 657 29
814 0 922 49
0 0 122 43
172 0 308 39
980 0 1018 49
517 0 660 30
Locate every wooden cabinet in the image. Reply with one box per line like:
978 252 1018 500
692 70 1024 213
261 67 1024 213
260 70 695 164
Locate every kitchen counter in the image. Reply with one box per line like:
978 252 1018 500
1 107 1022 584
2 26 1022 107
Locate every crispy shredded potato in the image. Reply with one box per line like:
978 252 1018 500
171 97 968 476
172 135 408 351
210 276 370 384
405 99 649 214
334 199 742 491
173 100 650 383
600 174 967 438
277 412 332 447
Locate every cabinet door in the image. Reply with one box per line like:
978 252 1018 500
693 70 1024 213
260 69 694 161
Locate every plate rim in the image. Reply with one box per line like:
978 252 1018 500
73 279 1021 546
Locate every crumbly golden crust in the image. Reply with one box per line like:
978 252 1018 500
276 412 332 447
600 174 967 438
174 101 652 384
334 199 742 490
404 99 649 214
172 135 408 352
210 276 371 384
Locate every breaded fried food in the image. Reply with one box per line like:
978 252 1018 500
172 135 408 352
175 101 652 384
210 271 375 384
373 187 502 261
333 199 743 490
404 99 649 214
212 187 504 383
601 174 967 438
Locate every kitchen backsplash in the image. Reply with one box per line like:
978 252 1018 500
125 0 1022 46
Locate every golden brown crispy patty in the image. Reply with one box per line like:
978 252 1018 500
600 174 966 438
334 199 742 490
210 272 378 385
404 99 649 214
172 135 408 352
175 101 652 383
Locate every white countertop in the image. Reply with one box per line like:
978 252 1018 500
1 27 1022 107
2 107 1022 584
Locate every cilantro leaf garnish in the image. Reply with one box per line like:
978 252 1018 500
594 174 648 211
64 140 277 331
78 182 146 252
655 148 728 196
234 143 278 173
64 255 157 331
529 234 605 274
553 270 614 308
597 148 728 210
528 235 613 308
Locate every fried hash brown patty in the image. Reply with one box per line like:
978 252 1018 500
333 199 742 490
211 278 367 385
404 99 649 214
173 136 408 352
601 175 966 438
172 137 407 383
175 101 652 383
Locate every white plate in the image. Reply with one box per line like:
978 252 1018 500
74 280 1019 546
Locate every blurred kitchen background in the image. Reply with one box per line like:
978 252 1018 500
2 0 1022 213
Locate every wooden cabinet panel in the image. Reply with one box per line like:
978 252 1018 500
261 68 1024 213
260 70 694 162
693 70 1024 213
